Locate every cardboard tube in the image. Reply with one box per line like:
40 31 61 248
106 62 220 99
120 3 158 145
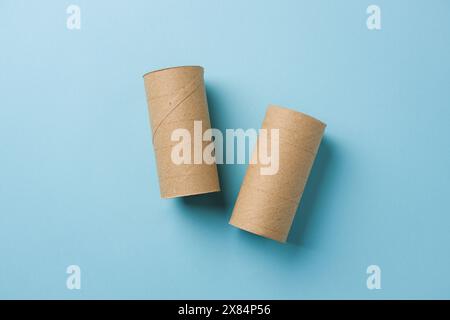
143 66 220 198
229 105 326 243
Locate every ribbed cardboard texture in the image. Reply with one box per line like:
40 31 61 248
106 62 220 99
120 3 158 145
229 105 326 243
143 66 220 198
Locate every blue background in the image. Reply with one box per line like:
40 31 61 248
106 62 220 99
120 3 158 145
1 0 449 299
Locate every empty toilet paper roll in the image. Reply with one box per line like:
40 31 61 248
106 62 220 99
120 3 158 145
229 105 326 242
143 66 220 198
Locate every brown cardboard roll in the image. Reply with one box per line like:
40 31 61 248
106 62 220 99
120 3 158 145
229 105 326 242
143 66 220 198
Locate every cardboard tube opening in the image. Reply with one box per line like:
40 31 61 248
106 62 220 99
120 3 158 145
143 65 203 78
143 66 220 198
229 105 326 243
